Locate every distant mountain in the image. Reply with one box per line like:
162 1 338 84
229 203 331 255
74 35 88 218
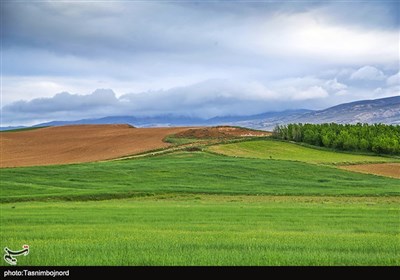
207 109 311 124
3 95 399 131
247 95 400 130
31 109 311 128
298 95 400 124
33 115 206 128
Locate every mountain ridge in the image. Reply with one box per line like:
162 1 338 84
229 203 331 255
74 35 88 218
1 95 399 131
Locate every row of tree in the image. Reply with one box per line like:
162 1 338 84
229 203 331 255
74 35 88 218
273 123 400 155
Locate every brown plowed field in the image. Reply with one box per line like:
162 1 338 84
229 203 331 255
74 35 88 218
174 126 271 139
0 125 191 168
341 163 400 179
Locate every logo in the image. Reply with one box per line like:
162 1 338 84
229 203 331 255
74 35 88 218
4 245 29 265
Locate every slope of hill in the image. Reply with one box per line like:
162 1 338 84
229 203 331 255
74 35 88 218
296 95 400 124
0 125 191 167
245 95 400 130
208 140 397 165
1 125 269 167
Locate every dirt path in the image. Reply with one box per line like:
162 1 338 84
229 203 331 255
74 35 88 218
0 125 191 167
340 163 400 179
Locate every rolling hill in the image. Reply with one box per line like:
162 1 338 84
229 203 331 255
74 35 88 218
0 125 190 167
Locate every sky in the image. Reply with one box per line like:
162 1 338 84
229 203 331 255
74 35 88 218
1 0 399 126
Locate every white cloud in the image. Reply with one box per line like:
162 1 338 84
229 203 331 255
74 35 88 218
335 68 357 79
120 79 281 116
291 86 329 101
1 78 335 125
3 70 398 126
387 71 400 86
246 13 399 65
334 90 348 96
269 76 347 98
373 83 400 98
4 89 118 113
350 66 386 81
324 78 347 91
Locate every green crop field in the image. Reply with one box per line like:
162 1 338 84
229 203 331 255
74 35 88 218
2 152 400 202
1 149 399 266
208 139 399 164
1 195 399 266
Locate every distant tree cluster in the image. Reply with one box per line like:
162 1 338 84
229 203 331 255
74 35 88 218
273 123 400 155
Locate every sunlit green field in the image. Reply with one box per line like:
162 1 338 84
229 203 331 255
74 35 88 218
1 195 399 266
1 148 399 266
208 139 399 164
2 152 400 202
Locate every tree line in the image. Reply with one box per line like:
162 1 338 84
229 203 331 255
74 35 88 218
273 123 400 155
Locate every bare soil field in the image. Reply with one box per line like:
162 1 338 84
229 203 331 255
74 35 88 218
174 126 271 139
0 125 191 167
341 163 400 179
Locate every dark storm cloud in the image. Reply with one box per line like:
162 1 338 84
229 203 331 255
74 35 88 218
4 1 397 67
3 2 225 58
3 89 118 113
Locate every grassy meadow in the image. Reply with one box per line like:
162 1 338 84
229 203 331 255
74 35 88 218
1 195 398 266
2 152 400 202
1 140 399 266
208 139 399 164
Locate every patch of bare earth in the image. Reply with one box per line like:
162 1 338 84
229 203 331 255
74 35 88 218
0 125 191 168
340 163 400 179
174 126 271 139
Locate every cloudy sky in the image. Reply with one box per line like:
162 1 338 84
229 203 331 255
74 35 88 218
2 0 399 126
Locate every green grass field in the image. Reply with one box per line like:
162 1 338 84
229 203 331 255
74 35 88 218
163 135 204 145
208 139 399 164
1 143 399 266
1 195 398 266
2 152 400 202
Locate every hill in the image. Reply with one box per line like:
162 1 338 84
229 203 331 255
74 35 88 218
2 151 399 202
0 125 190 167
247 95 400 130
2 133 399 265
1 152 399 265
208 139 398 165
0 125 268 167
295 95 400 124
